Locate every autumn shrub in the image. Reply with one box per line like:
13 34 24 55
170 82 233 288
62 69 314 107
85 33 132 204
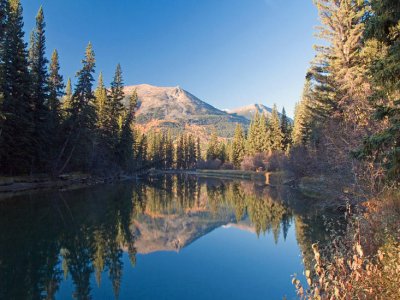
293 189 400 299
266 151 287 172
287 146 322 178
240 153 269 171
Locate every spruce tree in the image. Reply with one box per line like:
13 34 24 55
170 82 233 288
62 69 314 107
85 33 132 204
29 6 50 171
292 78 314 146
47 49 64 169
94 72 107 130
231 123 245 167
108 64 125 137
280 107 292 151
48 49 64 123
0 0 33 174
312 0 369 125
176 134 185 169
356 0 400 181
62 78 72 118
60 42 96 173
164 129 174 169
118 91 137 172
196 137 201 162
188 134 197 169
268 104 284 151
206 130 219 161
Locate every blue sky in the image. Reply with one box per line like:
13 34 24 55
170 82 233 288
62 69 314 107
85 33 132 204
21 0 319 117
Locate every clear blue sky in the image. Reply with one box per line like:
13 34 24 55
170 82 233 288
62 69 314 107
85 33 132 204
21 0 318 117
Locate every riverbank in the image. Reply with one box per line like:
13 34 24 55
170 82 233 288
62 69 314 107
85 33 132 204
0 173 135 199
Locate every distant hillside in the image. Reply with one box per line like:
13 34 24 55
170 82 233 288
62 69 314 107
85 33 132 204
123 84 249 139
227 103 293 123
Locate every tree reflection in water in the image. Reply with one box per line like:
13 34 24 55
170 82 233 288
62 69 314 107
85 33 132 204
0 174 342 299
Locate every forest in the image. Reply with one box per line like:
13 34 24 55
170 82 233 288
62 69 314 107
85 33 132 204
0 0 399 298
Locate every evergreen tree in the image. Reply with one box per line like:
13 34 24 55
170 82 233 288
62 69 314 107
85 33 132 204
94 72 107 130
206 130 219 161
108 63 125 138
196 137 201 162
246 111 270 154
0 0 34 174
133 130 147 170
356 0 400 181
231 124 245 167
280 107 292 151
118 91 137 172
47 49 64 169
176 134 185 169
60 42 96 173
292 78 314 146
164 130 174 169
187 134 197 169
48 49 64 126
62 77 72 118
29 6 50 171
268 104 284 151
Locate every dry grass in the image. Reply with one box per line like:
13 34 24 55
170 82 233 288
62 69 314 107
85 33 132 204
293 189 400 299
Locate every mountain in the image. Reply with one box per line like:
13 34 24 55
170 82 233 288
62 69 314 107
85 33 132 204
123 84 249 139
227 103 292 122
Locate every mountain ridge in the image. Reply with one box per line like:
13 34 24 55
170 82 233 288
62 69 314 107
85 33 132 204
122 84 249 139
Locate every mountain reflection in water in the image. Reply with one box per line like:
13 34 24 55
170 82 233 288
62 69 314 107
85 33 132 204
0 175 341 300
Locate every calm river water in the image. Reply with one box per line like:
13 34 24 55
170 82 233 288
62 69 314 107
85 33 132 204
0 174 340 300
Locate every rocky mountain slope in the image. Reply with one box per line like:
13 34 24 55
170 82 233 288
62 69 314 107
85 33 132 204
227 103 291 122
123 84 249 138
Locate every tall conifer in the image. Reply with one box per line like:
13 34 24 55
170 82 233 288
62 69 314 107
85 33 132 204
29 6 50 170
0 0 33 174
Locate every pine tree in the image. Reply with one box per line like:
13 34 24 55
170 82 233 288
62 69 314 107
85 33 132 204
29 6 50 171
268 104 284 151
292 78 314 146
0 0 34 174
108 64 125 138
187 134 197 169
48 49 64 125
60 42 96 173
164 129 174 169
94 72 107 130
312 0 370 125
196 137 201 162
231 123 245 167
62 78 72 118
133 129 147 170
355 0 400 181
118 91 137 172
246 111 269 154
176 134 185 169
47 49 64 169
206 130 219 161
280 107 292 151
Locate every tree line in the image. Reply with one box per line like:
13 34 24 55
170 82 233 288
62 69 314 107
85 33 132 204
291 0 400 190
0 1 139 176
0 0 207 176
204 104 292 169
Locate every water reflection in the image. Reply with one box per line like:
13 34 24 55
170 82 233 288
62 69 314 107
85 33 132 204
0 175 341 299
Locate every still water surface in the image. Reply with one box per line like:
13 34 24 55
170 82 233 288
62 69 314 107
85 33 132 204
0 175 337 299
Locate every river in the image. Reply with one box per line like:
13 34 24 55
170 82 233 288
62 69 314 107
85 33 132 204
0 174 342 300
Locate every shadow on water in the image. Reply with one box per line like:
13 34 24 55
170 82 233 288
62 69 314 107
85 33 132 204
0 174 345 299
